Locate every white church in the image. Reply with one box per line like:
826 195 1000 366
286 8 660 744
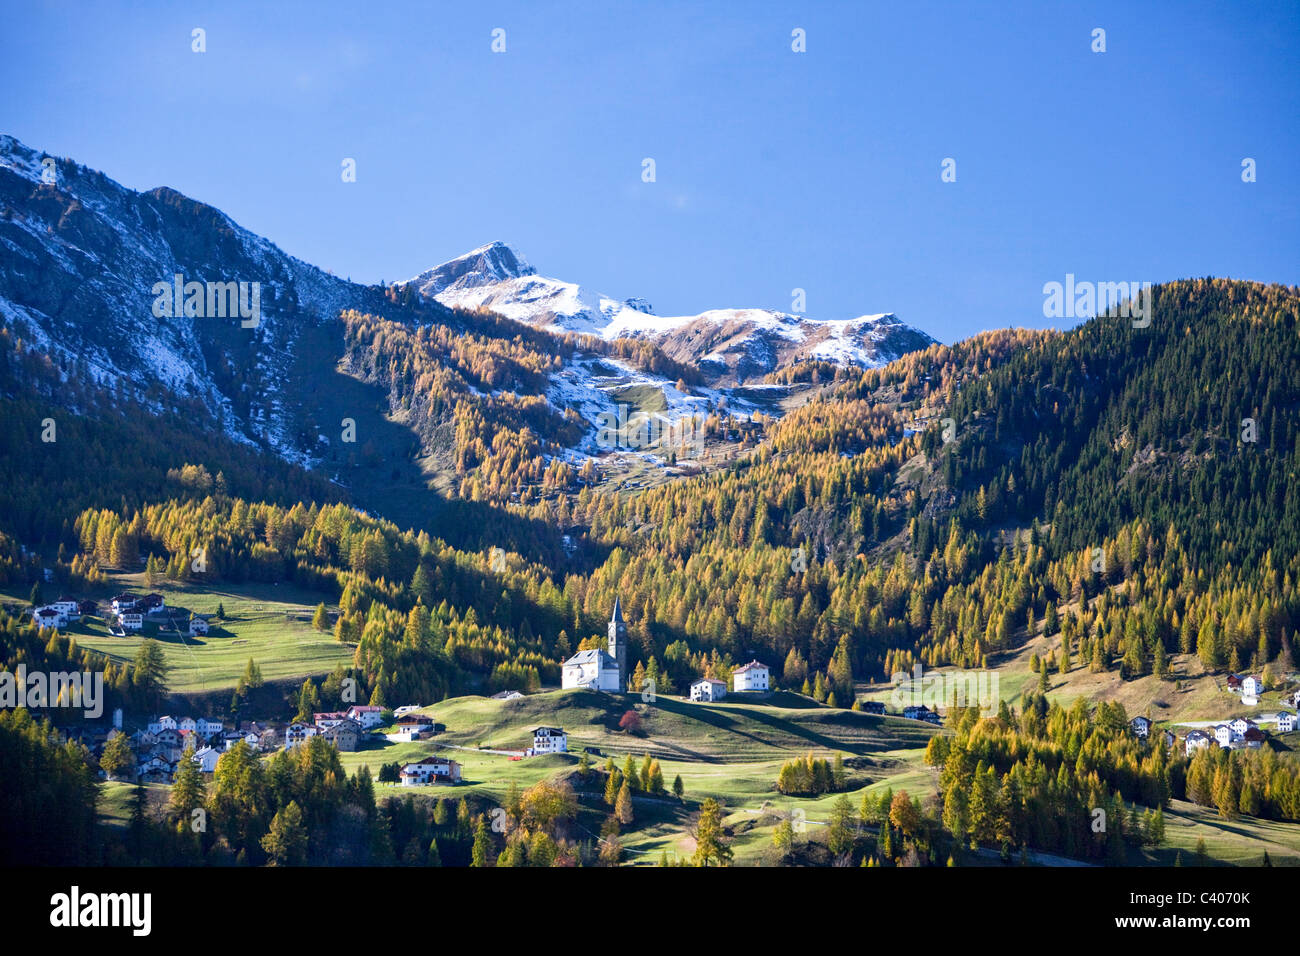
561 598 628 693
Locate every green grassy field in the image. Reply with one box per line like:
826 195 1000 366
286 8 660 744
9 573 353 694
333 687 943 863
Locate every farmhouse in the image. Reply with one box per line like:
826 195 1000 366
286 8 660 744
399 756 462 785
148 716 178 734
562 601 627 692
110 594 137 615
531 726 567 754
387 714 435 742
1130 716 1151 739
346 705 384 729
1213 724 1236 748
191 746 223 773
690 678 727 702
732 660 770 693
313 711 350 730
320 719 362 752
1241 675 1263 699
285 722 318 749
1243 726 1266 749
32 606 66 629
861 701 886 715
52 597 79 619
1184 730 1212 756
903 704 943 724
1277 712 1297 733
490 690 524 701
188 616 209 636
119 611 143 631
137 755 174 783
1230 717 1255 736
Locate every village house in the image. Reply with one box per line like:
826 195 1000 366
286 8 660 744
320 719 362 752
732 660 770 693
110 594 137 615
531 726 568 754
1213 724 1237 748
222 730 253 750
188 616 209 636
191 746 223 773
119 611 143 632
32 606 66 630
153 727 183 757
1230 717 1255 736
77 600 97 617
1241 675 1263 698
148 716 178 734
1161 729 1177 748
1184 730 1212 756
52 597 80 619
137 754 174 783
346 705 384 730
1277 711 1297 733
399 756 462 786
392 704 424 716
689 678 727 702
285 722 318 749
196 717 224 738
178 717 197 734
140 593 166 615
1243 726 1266 749
490 690 524 701
387 714 434 742
1293 689 1300 709
1130 716 1151 739
313 711 350 730
861 701 886 715
903 704 943 724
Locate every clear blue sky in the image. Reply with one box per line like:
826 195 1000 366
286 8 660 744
3 1 1297 343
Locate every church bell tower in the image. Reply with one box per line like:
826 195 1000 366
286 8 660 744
608 597 627 692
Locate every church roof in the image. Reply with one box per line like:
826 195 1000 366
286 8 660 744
564 648 616 667
610 596 623 624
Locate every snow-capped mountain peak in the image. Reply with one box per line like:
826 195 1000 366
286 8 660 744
407 244 936 382
407 240 535 296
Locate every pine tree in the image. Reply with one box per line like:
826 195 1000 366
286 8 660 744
615 781 634 825
261 801 308 866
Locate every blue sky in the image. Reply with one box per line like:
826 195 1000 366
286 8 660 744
2 0 1297 343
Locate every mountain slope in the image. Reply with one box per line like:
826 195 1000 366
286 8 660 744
0 134 454 466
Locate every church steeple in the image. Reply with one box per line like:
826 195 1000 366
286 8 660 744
608 597 627 692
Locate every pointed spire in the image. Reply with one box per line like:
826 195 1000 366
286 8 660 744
610 596 623 624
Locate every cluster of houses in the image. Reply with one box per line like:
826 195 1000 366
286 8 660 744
127 714 261 781
687 660 771 702
29 590 213 638
282 705 386 752
30 596 96 631
115 705 387 782
109 592 168 632
1226 673 1265 705
1128 711 1298 757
